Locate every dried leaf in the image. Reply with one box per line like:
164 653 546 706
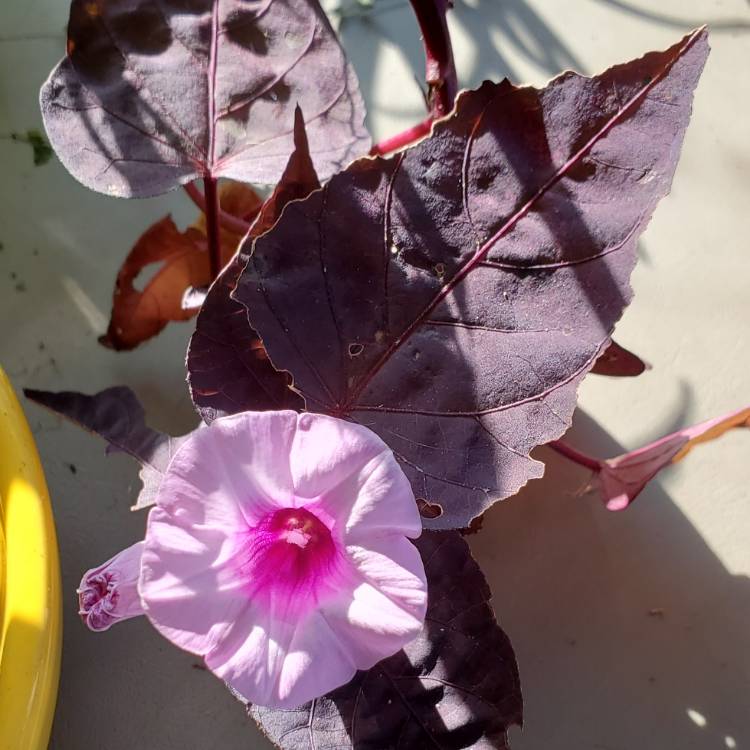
24 387 191 509
40 0 370 198
100 182 262 350
233 30 709 529
590 339 648 377
251 531 522 749
599 406 750 510
187 107 319 422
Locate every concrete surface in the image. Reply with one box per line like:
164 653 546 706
1 0 748 748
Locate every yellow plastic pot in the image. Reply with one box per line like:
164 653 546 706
0 367 61 750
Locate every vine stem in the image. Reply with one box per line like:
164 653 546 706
409 0 458 118
202 177 223 280
183 182 252 236
370 117 433 156
547 440 602 472
371 1 457 157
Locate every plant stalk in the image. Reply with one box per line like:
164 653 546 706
547 440 602 472
370 117 433 156
203 177 223 281
183 182 252 236
408 0 458 118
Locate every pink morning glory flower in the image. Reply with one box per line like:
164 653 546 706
79 410 427 709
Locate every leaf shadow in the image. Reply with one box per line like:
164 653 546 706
593 0 750 33
472 407 750 749
337 0 586 132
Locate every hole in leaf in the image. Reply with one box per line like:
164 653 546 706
417 498 443 519
348 343 364 358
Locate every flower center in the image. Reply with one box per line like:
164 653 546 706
235 506 340 608
268 507 328 549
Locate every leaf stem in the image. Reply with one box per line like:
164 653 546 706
370 117 433 156
408 0 458 118
547 440 602 472
183 182 252 236
203 177 223 280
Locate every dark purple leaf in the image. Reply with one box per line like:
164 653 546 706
251 531 522 749
40 0 369 198
590 339 648 377
233 30 709 529
187 106 318 422
24 387 189 509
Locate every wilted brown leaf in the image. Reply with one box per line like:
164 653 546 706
100 182 262 350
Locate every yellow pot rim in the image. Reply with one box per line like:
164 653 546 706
0 367 62 750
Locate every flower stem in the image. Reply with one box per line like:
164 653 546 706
370 117 433 156
547 440 602 472
203 177 223 281
183 182 252 236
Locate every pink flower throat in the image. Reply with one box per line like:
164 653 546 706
235 507 340 606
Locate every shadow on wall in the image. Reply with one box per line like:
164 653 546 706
337 0 749 132
473 406 749 750
593 0 750 32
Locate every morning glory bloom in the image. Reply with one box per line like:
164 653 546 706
79 410 427 709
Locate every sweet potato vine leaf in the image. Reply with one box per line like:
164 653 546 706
187 107 318 422
24 387 191 510
251 530 522 750
40 0 370 198
558 405 750 511
232 29 709 529
101 181 262 350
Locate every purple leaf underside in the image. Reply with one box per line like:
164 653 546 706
188 106 318 423
24 387 188 510
233 29 709 529
40 0 370 198
252 531 522 750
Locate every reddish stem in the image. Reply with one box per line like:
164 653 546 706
203 177 223 280
183 182 252 236
408 0 458 118
370 117 433 156
548 440 602 472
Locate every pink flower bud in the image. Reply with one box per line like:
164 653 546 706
78 541 145 631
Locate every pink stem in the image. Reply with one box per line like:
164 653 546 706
370 117 433 156
203 177 223 281
183 182 252 236
547 440 602 472
408 0 459 118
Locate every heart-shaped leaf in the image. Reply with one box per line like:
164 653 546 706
101 182 262 350
24 387 190 510
187 107 318 422
233 29 709 529
251 531 522 749
40 0 370 197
